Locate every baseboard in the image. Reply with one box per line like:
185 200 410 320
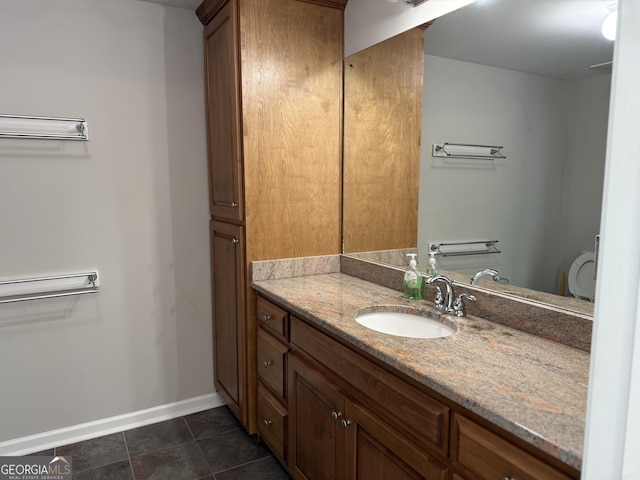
0 392 225 456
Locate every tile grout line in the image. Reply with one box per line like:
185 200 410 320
121 431 136 480
192 425 217 480
180 415 218 480
209 453 276 476
181 415 197 442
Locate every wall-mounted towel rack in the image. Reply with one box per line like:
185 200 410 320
429 240 501 257
0 114 89 141
432 143 506 160
0 272 99 305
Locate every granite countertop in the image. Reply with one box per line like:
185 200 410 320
252 272 589 470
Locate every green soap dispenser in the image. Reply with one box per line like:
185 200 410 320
403 253 422 300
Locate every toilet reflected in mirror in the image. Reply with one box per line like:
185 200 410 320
568 252 596 302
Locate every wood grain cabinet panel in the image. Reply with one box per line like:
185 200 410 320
289 354 346 480
257 327 288 403
199 0 343 433
344 400 447 480
452 414 573 480
211 220 244 419
257 383 288 465
256 295 289 341
343 27 424 252
290 315 449 457
203 0 243 221
288 352 447 480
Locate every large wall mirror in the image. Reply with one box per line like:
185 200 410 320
343 0 614 316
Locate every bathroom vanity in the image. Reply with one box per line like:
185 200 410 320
251 256 588 480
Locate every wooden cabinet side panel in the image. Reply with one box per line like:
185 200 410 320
241 0 343 260
211 221 245 420
204 1 244 221
343 27 424 252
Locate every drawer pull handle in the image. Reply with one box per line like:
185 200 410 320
263 361 272 368
340 419 352 428
263 419 272 427
501 477 516 480
262 314 272 321
331 411 343 421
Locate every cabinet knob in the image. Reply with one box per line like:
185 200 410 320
331 411 343 421
262 314 272 322
263 419 272 427
340 419 352 428
214 201 238 208
263 360 272 367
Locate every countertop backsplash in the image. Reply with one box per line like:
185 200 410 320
340 255 592 352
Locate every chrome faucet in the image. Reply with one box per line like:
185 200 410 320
453 292 477 317
426 275 455 313
470 268 507 286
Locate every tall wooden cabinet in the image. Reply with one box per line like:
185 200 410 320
197 0 346 433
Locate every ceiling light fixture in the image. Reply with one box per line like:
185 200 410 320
387 0 428 5
602 2 617 41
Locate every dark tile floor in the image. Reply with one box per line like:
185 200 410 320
30 406 291 480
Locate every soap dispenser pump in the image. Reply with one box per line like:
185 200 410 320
428 251 439 276
403 253 422 300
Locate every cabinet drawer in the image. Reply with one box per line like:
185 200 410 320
257 327 288 403
452 414 573 480
258 382 287 465
290 315 449 457
256 295 289 341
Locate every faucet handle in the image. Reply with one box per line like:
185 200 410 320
433 286 444 309
453 293 477 317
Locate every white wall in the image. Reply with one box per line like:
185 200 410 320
344 0 473 57
0 0 212 442
418 55 568 293
418 55 610 294
559 75 611 278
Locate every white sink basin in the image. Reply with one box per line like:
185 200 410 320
355 309 455 339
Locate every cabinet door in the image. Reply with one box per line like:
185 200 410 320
211 220 245 420
204 0 243 221
288 355 346 480
344 401 447 480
